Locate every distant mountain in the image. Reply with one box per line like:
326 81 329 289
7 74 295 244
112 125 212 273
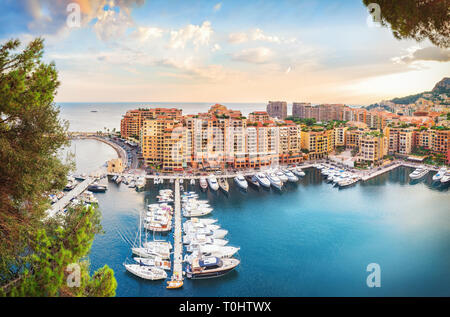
432 77 450 94
389 77 449 105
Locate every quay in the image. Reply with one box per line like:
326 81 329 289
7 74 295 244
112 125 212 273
70 134 128 163
47 177 96 217
172 179 184 283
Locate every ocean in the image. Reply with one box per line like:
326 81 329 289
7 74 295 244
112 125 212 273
57 102 267 132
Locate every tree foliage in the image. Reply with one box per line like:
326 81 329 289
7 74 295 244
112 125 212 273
363 0 450 48
0 39 116 297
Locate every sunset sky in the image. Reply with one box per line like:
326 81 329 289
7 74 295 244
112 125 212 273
1 0 449 105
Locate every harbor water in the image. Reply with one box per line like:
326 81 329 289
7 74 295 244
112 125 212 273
69 139 450 297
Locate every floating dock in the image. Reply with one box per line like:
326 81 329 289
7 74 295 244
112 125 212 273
46 177 95 217
172 179 184 283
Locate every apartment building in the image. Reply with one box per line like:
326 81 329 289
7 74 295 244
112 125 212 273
359 133 385 163
301 129 334 160
267 101 287 119
292 102 312 118
120 108 182 139
248 111 270 122
431 130 450 156
334 126 348 147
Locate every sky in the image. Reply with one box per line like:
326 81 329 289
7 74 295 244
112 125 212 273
1 0 449 105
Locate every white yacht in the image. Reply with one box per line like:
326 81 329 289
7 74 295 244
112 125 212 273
132 245 171 259
133 256 171 271
409 166 429 180
124 264 167 280
432 167 447 182
207 175 219 191
199 177 208 190
282 169 298 182
233 174 248 190
187 245 240 258
291 167 305 177
185 218 218 225
275 170 288 182
184 234 228 247
254 173 271 188
440 172 450 184
266 172 283 190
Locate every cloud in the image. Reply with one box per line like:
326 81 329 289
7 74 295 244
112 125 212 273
94 7 133 41
168 21 213 49
232 47 274 64
228 32 248 44
130 26 164 42
213 2 222 12
228 28 297 45
211 43 221 52
393 46 450 64
251 28 281 43
155 57 230 81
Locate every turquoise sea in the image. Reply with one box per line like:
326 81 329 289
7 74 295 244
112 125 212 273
58 102 266 132
68 138 450 297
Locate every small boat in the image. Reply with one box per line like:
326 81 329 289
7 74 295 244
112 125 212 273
234 175 248 190
79 191 98 205
409 166 428 180
124 264 167 280
166 277 183 289
432 167 447 182
207 175 219 191
184 234 228 246
218 178 229 193
134 256 171 270
187 245 240 258
132 246 171 259
183 208 213 218
87 183 108 193
245 175 260 189
115 176 123 184
185 257 240 279
199 177 208 190
254 173 271 188
187 218 218 225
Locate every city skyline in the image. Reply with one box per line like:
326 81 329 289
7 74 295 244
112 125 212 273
1 0 449 105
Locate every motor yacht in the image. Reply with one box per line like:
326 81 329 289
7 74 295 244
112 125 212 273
218 178 229 193
282 169 298 182
275 170 288 182
432 167 447 182
133 256 171 271
245 175 260 188
254 173 271 188
266 172 283 190
409 166 429 180
124 264 167 280
185 257 240 279
291 168 305 177
199 177 208 190
234 175 248 190
207 175 219 191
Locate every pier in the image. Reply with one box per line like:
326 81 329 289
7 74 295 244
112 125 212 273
172 179 184 282
47 177 96 218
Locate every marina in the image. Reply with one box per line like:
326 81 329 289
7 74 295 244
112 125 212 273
58 139 450 296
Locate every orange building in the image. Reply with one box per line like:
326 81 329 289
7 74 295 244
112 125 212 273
120 108 182 139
